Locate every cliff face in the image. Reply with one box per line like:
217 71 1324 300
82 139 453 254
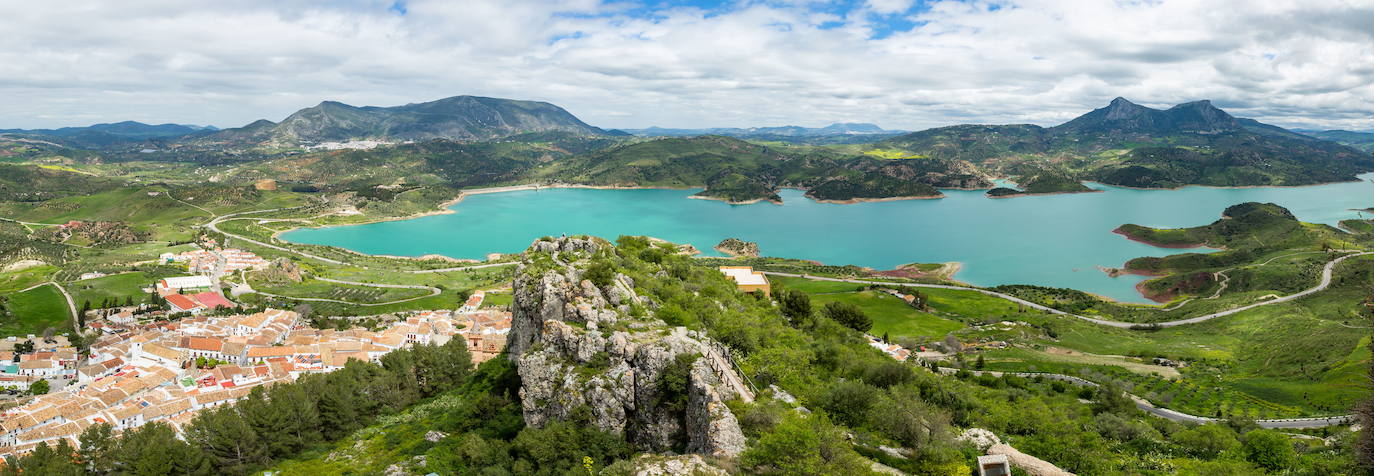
508 237 748 458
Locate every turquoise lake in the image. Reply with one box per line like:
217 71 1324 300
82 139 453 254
283 174 1374 303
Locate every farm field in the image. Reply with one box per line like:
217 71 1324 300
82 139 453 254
0 283 71 337
66 272 160 309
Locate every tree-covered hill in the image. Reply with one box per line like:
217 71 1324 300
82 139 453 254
0 164 120 201
191 95 618 147
1304 130 1374 153
881 98 1374 188
533 135 990 202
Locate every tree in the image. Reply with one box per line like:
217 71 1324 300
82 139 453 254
1 440 82 475
870 386 953 456
822 301 871 333
1174 424 1240 458
29 379 49 395
186 406 265 474
942 334 961 354
1091 382 1135 415
115 422 211 476
293 302 313 321
77 423 116 474
14 339 33 354
741 413 871 475
239 386 301 459
1242 429 1295 471
818 380 878 428
413 339 474 397
777 289 812 325
975 354 986 370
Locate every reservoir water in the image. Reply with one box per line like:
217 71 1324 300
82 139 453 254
283 175 1374 303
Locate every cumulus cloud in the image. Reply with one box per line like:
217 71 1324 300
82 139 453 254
0 0 1371 131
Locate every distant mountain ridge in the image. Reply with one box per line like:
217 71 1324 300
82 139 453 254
1299 129 1374 153
624 122 902 140
0 121 214 147
195 95 615 146
883 97 1374 188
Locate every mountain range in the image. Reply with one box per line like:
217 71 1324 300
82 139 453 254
623 123 901 140
4 94 1372 196
0 121 215 148
190 96 619 146
884 97 1374 188
1298 129 1374 152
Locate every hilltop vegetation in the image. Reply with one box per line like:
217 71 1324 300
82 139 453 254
190 95 617 147
1305 130 1374 153
533 135 989 202
882 98 1374 189
988 172 1094 197
0 164 119 201
1115 202 1332 250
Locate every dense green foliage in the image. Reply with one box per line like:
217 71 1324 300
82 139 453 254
534 136 982 202
0 164 118 201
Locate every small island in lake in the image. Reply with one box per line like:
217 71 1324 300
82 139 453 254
715 238 760 257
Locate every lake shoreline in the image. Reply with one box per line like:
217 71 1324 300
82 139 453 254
1110 228 1213 250
987 189 1104 199
809 194 943 204
1094 176 1367 192
687 195 783 206
278 175 1371 302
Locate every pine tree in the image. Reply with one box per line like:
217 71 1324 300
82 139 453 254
185 406 266 473
77 423 116 474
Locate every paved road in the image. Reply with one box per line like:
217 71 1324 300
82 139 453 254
206 208 347 265
205 207 520 275
49 281 78 330
765 250 1371 329
938 368 1353 429
408 261 518 273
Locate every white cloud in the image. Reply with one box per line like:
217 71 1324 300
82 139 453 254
0 0 1371 131
865 0 917 15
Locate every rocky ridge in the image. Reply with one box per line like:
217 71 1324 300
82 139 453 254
507 237 748 458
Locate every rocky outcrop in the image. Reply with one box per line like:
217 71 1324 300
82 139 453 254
509 237 748 458
621 454 728 476
714 238 759 258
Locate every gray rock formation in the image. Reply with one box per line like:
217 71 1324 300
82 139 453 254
509 237 748 458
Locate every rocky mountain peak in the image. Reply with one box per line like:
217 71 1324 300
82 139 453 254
508 236 748 458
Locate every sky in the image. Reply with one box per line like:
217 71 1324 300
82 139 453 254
2 0 1373 131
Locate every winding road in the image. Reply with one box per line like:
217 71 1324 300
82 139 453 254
764 250 1371 329
935 368 1353 429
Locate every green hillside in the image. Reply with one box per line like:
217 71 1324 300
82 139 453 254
192 95 616 147
881 99 1374 188
535 136 988 202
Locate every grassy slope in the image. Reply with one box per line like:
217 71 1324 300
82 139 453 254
1 284 71 336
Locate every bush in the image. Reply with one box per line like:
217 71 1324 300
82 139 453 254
1243 429 1296 471
818 380 878 428
823 301 871 333
741 413 870 475
584 261 615 287
1174 424 1240 458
